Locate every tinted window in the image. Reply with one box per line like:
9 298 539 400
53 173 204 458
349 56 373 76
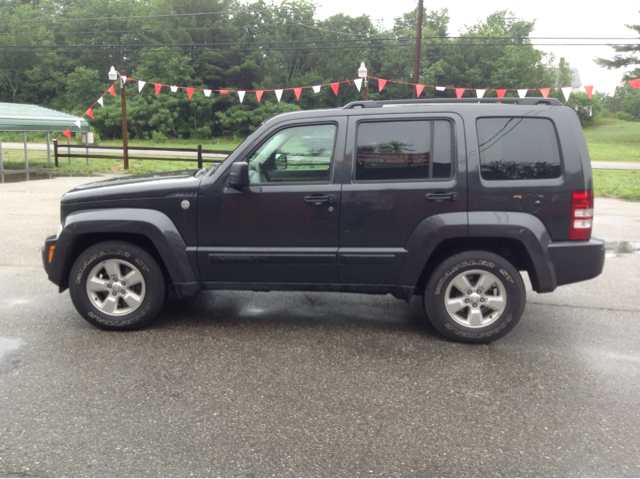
246 124 336 184
477 118 561 180
355 120 453 181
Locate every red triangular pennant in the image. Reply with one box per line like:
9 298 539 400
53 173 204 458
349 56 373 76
630 79 640 89
85 107 94 119
378 79 387 92
584 85 594 99
331 82 340 96
107 85 116 97
496 89 507 98
219 90 228 95
255 90 264 103
154 83 163 96
62 128 71 139
415 84 426 97
186 88 194 100
455 88 465 99
293 87 302 100
539 88 550 98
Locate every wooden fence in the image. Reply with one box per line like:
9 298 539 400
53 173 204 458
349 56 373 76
53 139 232 169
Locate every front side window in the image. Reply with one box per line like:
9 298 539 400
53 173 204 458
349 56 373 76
477 117 562 180
246 124 336 184
355 120 453 181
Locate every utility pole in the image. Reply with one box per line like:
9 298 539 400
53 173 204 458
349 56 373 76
412 0 424 99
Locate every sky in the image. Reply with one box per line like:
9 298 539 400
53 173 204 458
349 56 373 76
314 0 640 95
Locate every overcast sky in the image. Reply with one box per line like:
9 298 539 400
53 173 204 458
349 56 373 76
314 0 640 95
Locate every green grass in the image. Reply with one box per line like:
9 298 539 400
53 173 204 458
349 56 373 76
593 170 640 202
583 121 640 162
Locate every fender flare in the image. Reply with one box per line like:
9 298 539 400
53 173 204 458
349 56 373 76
398 211 558 293
49 208 198 292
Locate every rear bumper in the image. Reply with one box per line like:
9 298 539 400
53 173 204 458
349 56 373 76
547 237 605 287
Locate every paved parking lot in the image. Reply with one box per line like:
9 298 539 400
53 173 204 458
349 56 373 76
1 176 639 477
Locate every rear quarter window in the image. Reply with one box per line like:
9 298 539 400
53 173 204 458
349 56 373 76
477 117 562 180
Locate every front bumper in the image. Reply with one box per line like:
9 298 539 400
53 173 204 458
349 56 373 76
547 237 606 287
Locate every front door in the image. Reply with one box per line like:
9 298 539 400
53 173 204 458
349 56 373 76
197 120 345 284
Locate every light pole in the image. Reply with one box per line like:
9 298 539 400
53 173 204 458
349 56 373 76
358 62 369 101
108 66 129 170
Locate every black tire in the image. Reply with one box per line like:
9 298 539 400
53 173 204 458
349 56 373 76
68 241 166 331
424 250 525 343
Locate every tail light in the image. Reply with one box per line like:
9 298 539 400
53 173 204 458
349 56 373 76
569 190 593 240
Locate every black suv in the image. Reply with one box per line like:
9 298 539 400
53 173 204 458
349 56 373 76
42 98 605 343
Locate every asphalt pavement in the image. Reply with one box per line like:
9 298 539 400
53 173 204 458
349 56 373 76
0 176 639 477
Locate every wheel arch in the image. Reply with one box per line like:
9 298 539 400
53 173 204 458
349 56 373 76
49 208 199 294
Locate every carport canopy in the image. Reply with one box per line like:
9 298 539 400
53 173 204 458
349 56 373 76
0 102 89 132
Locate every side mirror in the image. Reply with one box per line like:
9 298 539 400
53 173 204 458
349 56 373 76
275 153 288 170
227 162 249 189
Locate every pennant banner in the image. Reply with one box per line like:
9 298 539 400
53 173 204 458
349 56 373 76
561 87 572 102
496 89 507 99
584 85 593 99
539 88 551 98
85 107 94 119
416 84 426 97
170 85 178 93
107 85 116 97
455 88 465 99
204 89 212 97
97 97 103 106
377 79 387 92
275 89 283 102
354 78 363 92
154 84 162 96
331 83 340 96
294 87 302 100
255 90 264 103
187 88 194 100
138 80 146 92
238 91 245 103
517 89 528 99
476 89 486 98
312 85 321 94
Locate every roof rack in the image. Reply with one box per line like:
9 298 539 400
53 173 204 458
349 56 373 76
343 98 562 109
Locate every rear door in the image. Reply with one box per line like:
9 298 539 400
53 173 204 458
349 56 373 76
338 113 467 284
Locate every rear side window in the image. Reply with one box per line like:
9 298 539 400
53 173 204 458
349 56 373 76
477 117 561 180
355 120 453 181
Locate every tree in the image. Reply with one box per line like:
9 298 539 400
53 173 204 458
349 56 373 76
596 20 640 80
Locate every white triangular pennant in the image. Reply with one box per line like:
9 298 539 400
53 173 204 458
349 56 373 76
275 89 283 102
74 118 81 128
312 85 321 94
121 76 127 84
138 80 146 92
170 85 178 93
353 78 363 92
562 87 572 102
517 89 528 98
436 86 446 91
97 97 104 106
238 91 245 103
476 89 486 98
203 89 211 97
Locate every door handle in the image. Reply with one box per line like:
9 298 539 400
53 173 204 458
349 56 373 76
304 195 336 204
426 192 459 201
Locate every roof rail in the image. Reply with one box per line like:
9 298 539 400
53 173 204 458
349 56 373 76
343 97 562 109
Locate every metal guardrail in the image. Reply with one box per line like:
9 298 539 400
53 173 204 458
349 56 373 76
52 139 232 169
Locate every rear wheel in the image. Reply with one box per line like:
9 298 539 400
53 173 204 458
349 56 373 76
424 251 525 343
69 241 166 330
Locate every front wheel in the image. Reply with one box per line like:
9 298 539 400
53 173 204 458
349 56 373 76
69 241 166 331
424 251 525 343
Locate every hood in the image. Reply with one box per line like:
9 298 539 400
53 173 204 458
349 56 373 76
61 170 202 204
